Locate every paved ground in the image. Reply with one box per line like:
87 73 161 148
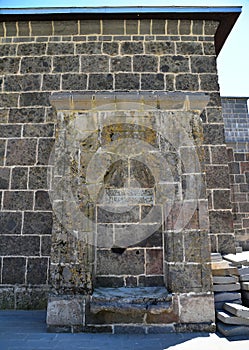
0 310 249 350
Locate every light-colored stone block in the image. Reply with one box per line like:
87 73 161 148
46 296 85 326
179 294 215 323
224 302 249 319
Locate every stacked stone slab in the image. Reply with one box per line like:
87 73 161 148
223 252 249 308
212 252 249 336
212 254 241 310
217 303 249 337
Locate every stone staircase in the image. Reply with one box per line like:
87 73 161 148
212 252 249 337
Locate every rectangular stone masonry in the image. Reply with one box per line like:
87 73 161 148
0 235 40 256
96 249 145 276
2 257 26 284
3 191 33 210
0 212 22 234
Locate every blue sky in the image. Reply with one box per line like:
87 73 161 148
0 0 248 97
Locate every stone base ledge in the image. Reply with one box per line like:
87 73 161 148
50 91 209 112
47 322 216 334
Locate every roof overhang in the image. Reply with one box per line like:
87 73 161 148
0 6 242 55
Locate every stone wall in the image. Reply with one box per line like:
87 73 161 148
0 18 234 309
222 97 249 250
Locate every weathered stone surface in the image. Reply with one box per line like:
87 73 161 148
0 212 22 234
27 258 48 284
179 294 215 323
5 74 41 92
88 74 113 90
146 249 163 275
47 296 85 326
0 57 20 74
0 167 10 189
209 211 233 234
167 263 204 293
217 234 236 255
120 42 143 55
23 212 53 235
96 249 145 275
111 56 131 72
0 288 15 309
21 56 51 73
11 167 28 189
141 74 164 90
2 257 26 284
176 42 203 55
160 55 189 73
35 190 52 210
20 92 50 107
6 139 37 165
53 56 79 73
3 191 33 210
133 55 158 72
0 235 40 256
81 55 109 73
145 41 174 55
29 166 50 189
15 287 49 310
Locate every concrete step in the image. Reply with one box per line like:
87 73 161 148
217 321 249 337
224 302 249 318
216 310 249 326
